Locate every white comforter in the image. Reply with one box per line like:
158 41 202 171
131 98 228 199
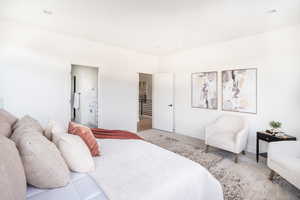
89 139 223 200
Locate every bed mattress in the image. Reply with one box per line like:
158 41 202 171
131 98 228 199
26 173 108 200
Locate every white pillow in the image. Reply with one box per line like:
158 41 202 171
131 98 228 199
53 133 95 173
44 121 66 141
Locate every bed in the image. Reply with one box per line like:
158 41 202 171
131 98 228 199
89 139 223 200
26 138 223 200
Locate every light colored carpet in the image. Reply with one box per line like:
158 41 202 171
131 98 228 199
137 129 300 200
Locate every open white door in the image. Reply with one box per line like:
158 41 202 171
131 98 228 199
153 73 174 132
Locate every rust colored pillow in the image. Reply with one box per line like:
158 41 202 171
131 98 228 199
68 122 100 156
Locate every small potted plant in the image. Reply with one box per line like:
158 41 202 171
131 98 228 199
269 121 282 134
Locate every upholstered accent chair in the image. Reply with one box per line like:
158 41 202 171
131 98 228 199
268 141 300 189
205 115 249 163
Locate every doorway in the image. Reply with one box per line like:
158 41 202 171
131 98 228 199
71 65 99 128
137 73 152 131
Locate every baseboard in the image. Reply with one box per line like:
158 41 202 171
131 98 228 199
246 145 256 154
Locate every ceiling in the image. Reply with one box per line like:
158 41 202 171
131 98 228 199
1 0 300 55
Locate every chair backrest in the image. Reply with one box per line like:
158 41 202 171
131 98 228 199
215 115 246 133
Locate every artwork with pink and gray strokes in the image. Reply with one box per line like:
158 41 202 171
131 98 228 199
192 72 217 109
222 69 257 113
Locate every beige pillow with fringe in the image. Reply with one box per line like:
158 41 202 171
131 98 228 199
0 136 26 200
18 134 70 189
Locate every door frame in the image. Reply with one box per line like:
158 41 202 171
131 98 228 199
70 64 101 128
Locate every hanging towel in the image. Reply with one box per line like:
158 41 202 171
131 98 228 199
73 92 80 109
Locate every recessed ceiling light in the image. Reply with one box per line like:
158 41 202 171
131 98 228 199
267 9 277 14
43 10 53 15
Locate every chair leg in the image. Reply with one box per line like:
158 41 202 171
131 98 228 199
234 154 239 163
242 150 246 155
269 170 276 181
205 145 209 153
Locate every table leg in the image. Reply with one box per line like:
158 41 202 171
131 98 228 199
256 137 259 163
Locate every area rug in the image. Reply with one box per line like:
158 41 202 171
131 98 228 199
137 129 300 200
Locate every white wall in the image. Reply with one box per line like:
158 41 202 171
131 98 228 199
159 24 300 152
1 19 299 151
0 20 158 132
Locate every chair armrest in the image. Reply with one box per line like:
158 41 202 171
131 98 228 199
269 141 300 158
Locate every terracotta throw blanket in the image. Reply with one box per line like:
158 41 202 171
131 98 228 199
91 128 143 140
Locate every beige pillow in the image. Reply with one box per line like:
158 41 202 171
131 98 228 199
53 133 95 173
0 109 17 126
18 134 70 189
0 121 12 137
0 136 26 200
12 115 43 132
11 115 44 144
11 128 42 146
44 121 66 141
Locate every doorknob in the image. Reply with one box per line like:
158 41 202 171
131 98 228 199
168 104 173 107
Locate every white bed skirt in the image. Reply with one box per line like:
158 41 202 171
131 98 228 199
89 139 223 200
